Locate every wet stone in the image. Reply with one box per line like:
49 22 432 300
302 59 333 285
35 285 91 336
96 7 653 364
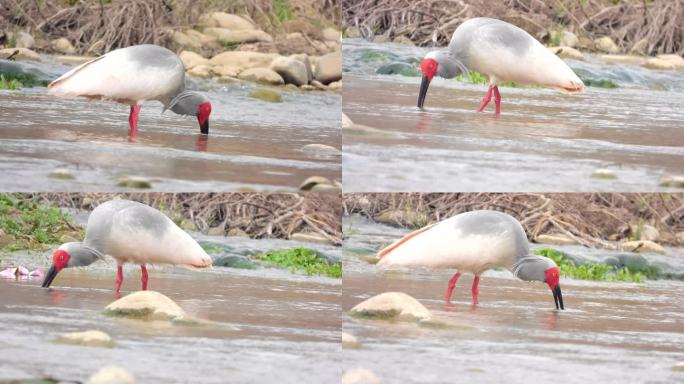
213 255 258 269
104 290 187 322
87 366 136 384
55 330 114 348
350 292 432 322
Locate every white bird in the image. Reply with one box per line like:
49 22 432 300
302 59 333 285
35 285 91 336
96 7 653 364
42 199 213 293
48 44 212 136
377 210 564 309
417 17 584 114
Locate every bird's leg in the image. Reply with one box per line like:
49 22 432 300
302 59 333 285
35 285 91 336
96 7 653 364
493 86 501 115
128 104 142 137
140 264 148 291
478 86 494 112
471 275 480 306
115 265 124 293
444 272 462 304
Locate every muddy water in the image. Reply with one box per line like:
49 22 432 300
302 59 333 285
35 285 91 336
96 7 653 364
0 57 340 191
0 234 341 383
342 39 684 192
341 216 684 383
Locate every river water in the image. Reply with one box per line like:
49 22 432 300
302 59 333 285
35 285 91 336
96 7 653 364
0 231 342 383
342 38 684 192
0 56 341 191
341 216 684 383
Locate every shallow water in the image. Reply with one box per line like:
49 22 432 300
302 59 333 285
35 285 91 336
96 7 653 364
342 39 684 192
341 216 684 383
0 57 341 191
0 233 341 383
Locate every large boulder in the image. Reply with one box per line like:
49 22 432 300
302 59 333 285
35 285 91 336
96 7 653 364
172 31 200 50
548 46 584 61
104 290 187 321
56 330 114 348
204 27 273 44
51 37 76 54
13 31 35 49
179 51 209 69
87 366 136 384
349 292 432 321
199 12 255 30
621 240 665 254
313 51 342 84
270 56 308 86
209 51 278 72
238 67 284 85
0 47 40 61
290 53 313 83
594 36 619 54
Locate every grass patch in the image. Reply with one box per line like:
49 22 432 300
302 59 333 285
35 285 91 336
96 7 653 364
455 70 518 87
258 247 341 278
0 71 50 89
273 0 294 23
583 78 618 88
534 248 645 282
0 194 82 251
0 74 23 90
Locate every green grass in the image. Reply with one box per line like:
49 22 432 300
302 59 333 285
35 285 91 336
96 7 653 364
455 70 518 88
0 74 22 90
534 248 646 283
273 0 294 23
258 247 342 278
0 194 82 251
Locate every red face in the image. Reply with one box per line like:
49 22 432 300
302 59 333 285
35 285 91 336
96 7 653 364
53 249 71 271
420 58 439 81
197 102 212 134
544 266 561 290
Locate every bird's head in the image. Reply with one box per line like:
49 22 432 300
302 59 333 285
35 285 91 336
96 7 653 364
418 50 466 109
42 242 102 289
197 101 212 135
167 91 212 135
513 255 564 310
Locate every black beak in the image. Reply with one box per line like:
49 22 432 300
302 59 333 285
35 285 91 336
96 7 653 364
552 284 564 310
200 120 209 135
417 75 431 109
41 265 59 288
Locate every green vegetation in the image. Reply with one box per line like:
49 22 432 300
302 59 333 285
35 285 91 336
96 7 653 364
583 79 618 89
455 70 518 88
534 248 646 282
0 74 22 90
258 247 341 278
273 0 294 23
249 89 283 103
0 194 81 251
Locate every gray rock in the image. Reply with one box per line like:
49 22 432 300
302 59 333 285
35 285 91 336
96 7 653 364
270 56 308 86
213 255 258 269
350 292 432 321
238 67 284 85
313 51 342 85
290 53 313 83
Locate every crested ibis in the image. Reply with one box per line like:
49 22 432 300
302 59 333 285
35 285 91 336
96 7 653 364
417 17 584 114
377 210 565 310
42 199 213 292
48 44 212 136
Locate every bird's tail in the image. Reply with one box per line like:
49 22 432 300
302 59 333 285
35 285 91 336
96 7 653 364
377 223 437 261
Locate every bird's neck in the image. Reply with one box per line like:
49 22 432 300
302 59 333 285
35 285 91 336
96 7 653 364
72 243 104 267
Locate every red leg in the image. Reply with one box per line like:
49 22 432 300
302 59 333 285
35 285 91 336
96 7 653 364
478 86 494 112
493 86 501 115
471 275 480 306
141 264 148 291
128 105 142 137
444 272 462 304
116 265 124 293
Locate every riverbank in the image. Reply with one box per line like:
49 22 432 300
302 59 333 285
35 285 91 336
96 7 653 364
343 193 684 251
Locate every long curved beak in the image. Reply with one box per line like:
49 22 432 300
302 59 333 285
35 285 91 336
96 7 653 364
552 284 564 310
41 265 59 288
417 75 431 109
200 120 209 135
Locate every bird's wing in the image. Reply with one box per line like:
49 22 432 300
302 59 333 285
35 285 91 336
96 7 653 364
48 56 105 89
377 223 437 259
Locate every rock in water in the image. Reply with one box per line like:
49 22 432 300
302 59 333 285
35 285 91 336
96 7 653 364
56 330 114 348
314 51 342 84
342 332 361 349
87 366 136 384
270 56 308 86
104 291 187 321
621 240 665 255
349 292 432 321
342 368 383 384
